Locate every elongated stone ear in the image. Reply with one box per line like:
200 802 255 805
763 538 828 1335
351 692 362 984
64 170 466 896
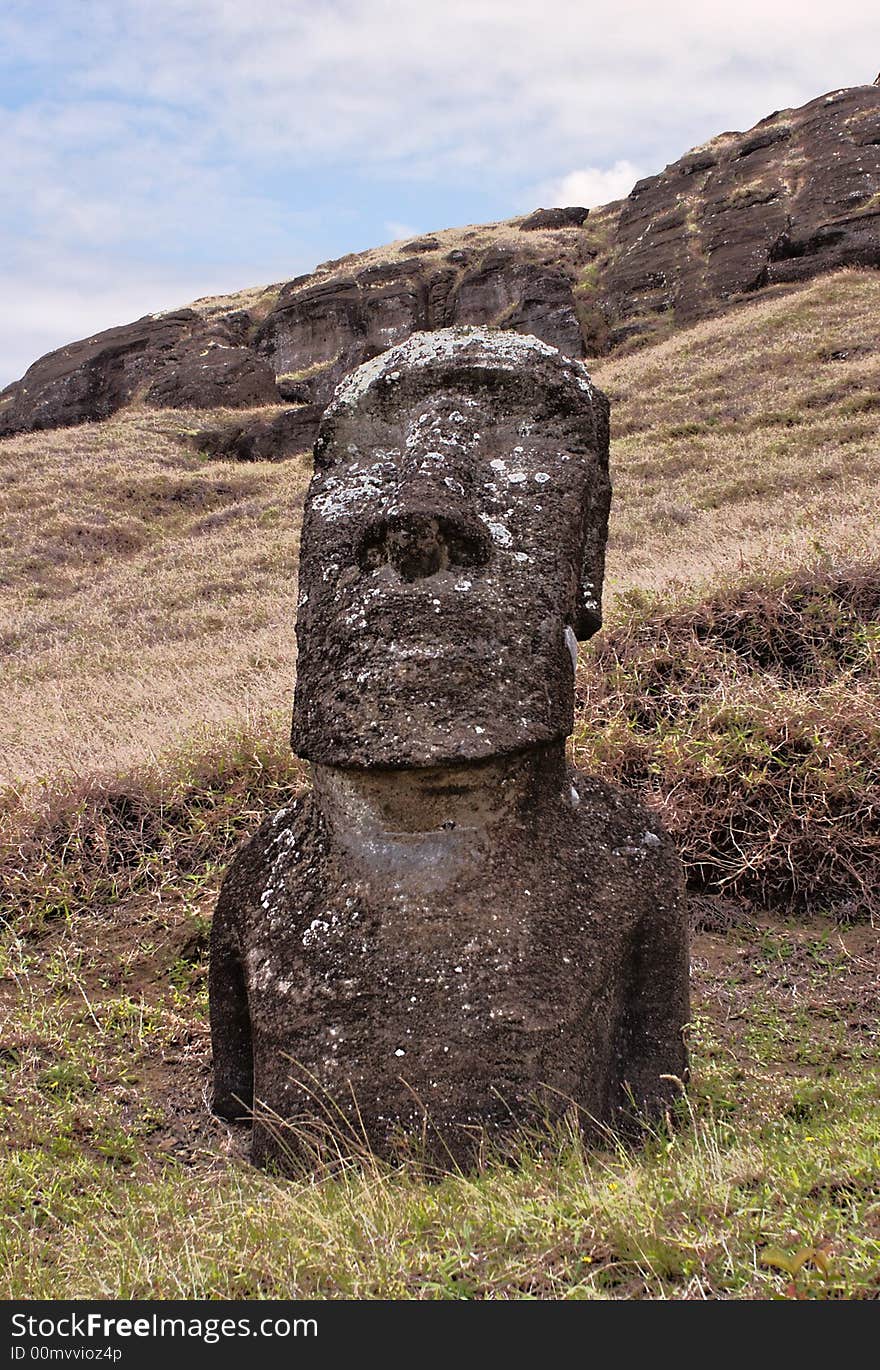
574 505 610 638
573 390 611 640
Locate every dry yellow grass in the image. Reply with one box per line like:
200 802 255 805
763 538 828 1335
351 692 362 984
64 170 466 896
0 408 309 787
599 269 880 599
1 269 878 788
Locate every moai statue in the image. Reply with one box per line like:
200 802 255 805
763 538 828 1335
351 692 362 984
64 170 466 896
210 327 689 1169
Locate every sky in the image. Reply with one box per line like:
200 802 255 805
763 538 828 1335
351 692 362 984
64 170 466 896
2 0 878 387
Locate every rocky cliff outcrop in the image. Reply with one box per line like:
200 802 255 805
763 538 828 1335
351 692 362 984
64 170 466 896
187 405 324 462
0 233 589 445
252 246 586 411
0 310 195 436
1 82 877 443
144 341 280 410
519 206 589 231
0 311 280 436
600 84 880 346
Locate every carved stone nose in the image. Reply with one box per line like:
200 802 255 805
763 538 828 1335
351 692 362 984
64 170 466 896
358 512 492 582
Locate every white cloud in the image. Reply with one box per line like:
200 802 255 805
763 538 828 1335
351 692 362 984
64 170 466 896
535 161 644 211
53 0 878 178
384 221 422 242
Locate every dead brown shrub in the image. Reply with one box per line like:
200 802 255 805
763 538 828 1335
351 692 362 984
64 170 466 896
575 561 880 919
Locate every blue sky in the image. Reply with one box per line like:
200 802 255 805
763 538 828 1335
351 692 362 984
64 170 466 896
2 0 878 387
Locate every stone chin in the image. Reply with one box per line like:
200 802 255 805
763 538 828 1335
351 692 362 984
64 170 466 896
291 592 577 769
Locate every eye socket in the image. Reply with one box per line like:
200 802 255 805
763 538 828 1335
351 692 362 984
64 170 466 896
357 514 492 582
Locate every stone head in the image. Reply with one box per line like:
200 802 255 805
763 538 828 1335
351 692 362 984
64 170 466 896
292 327 611 768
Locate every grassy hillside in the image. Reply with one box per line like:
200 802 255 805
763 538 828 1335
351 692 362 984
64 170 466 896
2 808 878 1298
599 269 880 597
0 269 877 787
1 268 878 1299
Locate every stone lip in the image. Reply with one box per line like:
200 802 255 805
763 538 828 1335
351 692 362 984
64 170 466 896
291 327 610 770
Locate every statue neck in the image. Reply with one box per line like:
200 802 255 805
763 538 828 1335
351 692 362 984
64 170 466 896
311 741 571 838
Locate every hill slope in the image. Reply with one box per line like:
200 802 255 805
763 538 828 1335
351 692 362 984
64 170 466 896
2 273 879 1302
0 268 877 786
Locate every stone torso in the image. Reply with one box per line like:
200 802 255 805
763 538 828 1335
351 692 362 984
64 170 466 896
212 752 686 1167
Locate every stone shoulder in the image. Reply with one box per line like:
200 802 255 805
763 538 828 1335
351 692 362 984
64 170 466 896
214 792 317 926
569 769 683 905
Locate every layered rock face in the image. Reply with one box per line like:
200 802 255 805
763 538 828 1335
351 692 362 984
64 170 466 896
2 83 877 441
0 311 280 436
252 247 586 412
601 84 880 346
187 405 324 462
209 329 689 1169
0 241 588 445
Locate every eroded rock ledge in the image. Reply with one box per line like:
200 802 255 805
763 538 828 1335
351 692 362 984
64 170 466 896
2 83 877 445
